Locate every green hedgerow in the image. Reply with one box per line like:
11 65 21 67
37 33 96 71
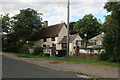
33 46 43 55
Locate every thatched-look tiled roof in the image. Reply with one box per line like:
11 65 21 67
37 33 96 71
27 22 65 41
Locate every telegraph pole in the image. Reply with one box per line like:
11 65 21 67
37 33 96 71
67 0 70 57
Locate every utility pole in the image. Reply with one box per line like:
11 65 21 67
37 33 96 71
67 0 70 58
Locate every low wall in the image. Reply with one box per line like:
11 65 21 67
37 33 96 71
79 48 104 54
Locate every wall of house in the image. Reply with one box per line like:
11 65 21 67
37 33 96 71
42 37 57 47
96 39 103 45
88 33 104 46
34 37 58 47
88 38 103 46
70 35 82 56
69 43 73 55
56 24 67 50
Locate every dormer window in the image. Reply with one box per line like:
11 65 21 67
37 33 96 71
51 37 55 41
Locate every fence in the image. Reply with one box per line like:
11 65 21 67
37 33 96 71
73 48 105 60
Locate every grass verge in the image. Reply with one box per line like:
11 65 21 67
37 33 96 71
9 53 48 58
48 57 119 67
6 52 119 67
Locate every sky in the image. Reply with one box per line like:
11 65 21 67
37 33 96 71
0 0 111 25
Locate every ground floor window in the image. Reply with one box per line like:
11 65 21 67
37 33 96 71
62 43 67 49
43 45 46 47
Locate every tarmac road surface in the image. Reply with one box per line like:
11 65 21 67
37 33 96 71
2 55 78 78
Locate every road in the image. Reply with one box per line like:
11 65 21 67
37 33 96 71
2 55 78 78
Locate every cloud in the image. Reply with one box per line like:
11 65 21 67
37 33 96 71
70 2 108 16
0 1 109 25
0 0 108 2
43 15 67 25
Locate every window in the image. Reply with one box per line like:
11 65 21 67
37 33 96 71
51 37 55 41
46 45 50 47
43 45 46 47
88 42 96 46
52 43 56 47
43 38 47 42
62 43 67 49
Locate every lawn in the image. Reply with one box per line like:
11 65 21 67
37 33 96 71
8 53 119 67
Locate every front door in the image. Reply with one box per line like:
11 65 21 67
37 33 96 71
51 43 56 56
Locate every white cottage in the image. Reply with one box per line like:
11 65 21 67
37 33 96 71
34 22 67 50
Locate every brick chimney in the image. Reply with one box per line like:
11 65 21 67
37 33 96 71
43 20 48 27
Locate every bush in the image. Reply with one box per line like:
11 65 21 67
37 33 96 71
98 51 108 61
18 44 30 54
3 46 18 53
98 51 120 62
33 46 43 55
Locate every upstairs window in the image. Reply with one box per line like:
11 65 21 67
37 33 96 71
43 38 47 42
51 37 55 41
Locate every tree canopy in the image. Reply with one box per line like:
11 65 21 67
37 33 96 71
12 8 43 42
74 14 101 40
104 1 120 21
102 15 117 32
101 1 120 62
0 14 11 34
2 8 43 52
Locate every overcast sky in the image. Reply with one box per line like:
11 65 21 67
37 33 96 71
0 0 111 25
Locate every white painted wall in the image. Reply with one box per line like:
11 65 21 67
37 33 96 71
69 35 82 55
89 33 104 46
34 37 58 47
96 39 103 45
56 24 67 50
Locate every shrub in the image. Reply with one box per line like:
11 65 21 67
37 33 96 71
33 46 43 55
98 51 108 61
18 44 30 54
3 46 18 53
98 51 120 62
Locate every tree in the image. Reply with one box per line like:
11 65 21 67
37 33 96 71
0 14 11 34
12 8 43 42
102 15 117 32
2 8 43 53
74 14 101 40
101 1 120 62
104 1 120 21
0 14 13 52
